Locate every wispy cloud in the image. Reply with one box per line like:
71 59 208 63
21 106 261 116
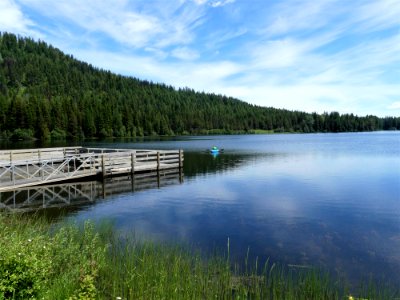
210 0 235 8
355 0 400 32
192 0 235 7
171 47 200 60
72 48 242 89
262 0 341 37
17 0 205 49
3 0 400 116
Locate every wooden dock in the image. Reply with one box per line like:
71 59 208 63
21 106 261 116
0 147 183 192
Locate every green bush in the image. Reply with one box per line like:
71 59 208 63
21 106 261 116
0 216 106 299
0 218 51 298
10 129 35 140
50 128 67 140
0 255 38 298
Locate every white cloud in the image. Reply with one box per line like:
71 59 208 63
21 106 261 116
171 47 199 60
70 48 242 89
192 0 208 4
249 38 310 69
144 47 168 60
355 0 400 32
215 83 400 116
104 12 163 48
211 0 235 8
192 0 235 7
262 0 341 37
0 0 37 36
6 0 400 117
388 102 400 110
17 0 204 48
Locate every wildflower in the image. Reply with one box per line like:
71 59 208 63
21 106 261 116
116 297 122 300
28 239 32 242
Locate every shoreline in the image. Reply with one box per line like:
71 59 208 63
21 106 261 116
0 214 398 299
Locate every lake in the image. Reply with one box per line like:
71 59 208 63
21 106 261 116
1 132 399 287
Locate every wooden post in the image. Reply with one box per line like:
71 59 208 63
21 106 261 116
101 155 105 179
178 149 183 169
179 150 183 183
179 169 184 183
157 152 160 171
10 151 13 182
38 150 43 180
131 152 135 175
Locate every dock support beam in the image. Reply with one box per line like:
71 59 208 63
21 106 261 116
38 150 43 180
179 149 183 183
10 151 13 182
131 152 135 175
179 149 183 169
101 155 105 180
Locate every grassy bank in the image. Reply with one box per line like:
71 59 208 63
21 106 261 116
0 214 397 299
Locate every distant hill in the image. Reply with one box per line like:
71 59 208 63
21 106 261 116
0 32 398 140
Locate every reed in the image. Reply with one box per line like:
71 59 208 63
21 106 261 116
0 213 398 299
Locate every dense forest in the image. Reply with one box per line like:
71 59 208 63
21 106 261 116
0 32 399 140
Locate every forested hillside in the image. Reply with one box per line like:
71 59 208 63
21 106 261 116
0 32 398 140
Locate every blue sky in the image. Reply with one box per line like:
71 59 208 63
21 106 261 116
1 0 399 117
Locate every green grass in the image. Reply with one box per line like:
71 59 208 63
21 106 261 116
245 129 274 134
0 213 398 299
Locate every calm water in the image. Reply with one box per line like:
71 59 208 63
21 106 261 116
2 132 400 286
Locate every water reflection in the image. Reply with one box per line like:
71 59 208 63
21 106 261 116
1 133 399 289
72 142 400 288
0 169 183 216
183 152 265 178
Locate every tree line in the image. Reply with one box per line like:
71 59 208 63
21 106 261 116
0 32 399 140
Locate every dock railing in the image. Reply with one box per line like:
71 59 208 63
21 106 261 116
0 147 183 192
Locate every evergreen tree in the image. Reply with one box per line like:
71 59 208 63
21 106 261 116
0 32 398 140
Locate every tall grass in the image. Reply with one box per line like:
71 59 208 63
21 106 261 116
0 213 398 299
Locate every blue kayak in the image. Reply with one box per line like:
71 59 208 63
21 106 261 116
208 147 224 154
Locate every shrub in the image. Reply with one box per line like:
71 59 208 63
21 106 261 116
10 128 35 140
50 128 67 140
0 220 51 298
